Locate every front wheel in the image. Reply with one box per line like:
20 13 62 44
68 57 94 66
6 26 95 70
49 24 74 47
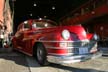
34 43 48 66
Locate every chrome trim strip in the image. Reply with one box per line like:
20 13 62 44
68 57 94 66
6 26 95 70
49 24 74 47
45 46 90 49
38 39 89 43
47 54 87 59
46 46 74 49
48 53 74 56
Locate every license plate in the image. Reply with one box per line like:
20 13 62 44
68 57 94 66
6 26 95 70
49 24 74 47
79 47 88 54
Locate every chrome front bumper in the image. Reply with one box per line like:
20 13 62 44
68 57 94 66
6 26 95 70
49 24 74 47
47 51 102 64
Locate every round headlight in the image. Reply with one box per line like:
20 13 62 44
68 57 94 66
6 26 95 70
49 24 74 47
62 29 70 40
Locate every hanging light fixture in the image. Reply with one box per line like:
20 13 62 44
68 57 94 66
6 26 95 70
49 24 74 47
30 13 33 16
33 3 37 7
52 6 55 10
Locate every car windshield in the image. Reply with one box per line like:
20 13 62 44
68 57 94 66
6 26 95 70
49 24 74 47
32 21 56 28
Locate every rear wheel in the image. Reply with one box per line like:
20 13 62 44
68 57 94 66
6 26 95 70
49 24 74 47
34 43 48 66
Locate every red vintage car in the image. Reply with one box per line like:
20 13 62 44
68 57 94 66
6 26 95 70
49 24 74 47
11 18 102 65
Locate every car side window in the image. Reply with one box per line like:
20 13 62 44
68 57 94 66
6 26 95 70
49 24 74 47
24 23 30 28
23 21 30 30
17 24 23 31
32 23 37 28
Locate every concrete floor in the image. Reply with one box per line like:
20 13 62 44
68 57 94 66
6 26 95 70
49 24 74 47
0 48 108 72
0 52 29 72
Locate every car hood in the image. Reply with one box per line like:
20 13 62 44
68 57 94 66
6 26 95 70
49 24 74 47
34 25 88 40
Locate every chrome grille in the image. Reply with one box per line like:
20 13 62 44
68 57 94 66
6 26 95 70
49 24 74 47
68 40 96 47
67 41 96 55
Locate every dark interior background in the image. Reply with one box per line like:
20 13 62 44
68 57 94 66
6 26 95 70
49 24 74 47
9 0 88 31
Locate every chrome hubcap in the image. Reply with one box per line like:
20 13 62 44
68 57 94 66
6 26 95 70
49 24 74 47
37 47 43 61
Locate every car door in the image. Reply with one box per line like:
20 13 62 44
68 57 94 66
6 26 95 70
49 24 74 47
21 21 33 54
15 24 25 50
